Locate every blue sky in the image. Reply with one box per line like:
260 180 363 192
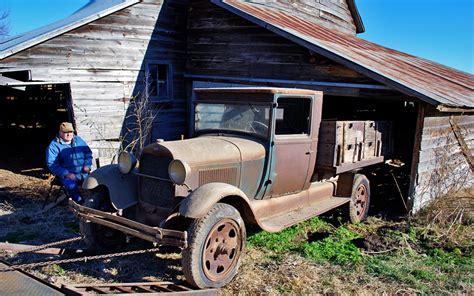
1 0 473 73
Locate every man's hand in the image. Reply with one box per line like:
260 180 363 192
82 166 91 174
65 173 77 181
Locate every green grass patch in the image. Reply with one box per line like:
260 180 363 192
247 217 331 252
364 248 473 293
0 231 38 243
301 227 362 265
50 264 66 275
248 217 362 265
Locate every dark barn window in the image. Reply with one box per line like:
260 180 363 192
147 63 173 102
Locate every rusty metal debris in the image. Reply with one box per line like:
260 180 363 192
1 259 217 295
0 236 83 255
61 282 217 295
0 260 64 296
1 242 67 255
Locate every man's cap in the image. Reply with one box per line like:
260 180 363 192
59 122 74 133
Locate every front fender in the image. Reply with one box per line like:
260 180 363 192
82 165 138 210
179 182 251 219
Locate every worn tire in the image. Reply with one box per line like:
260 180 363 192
348 174 371 223
182 203 246 288
79 187 126 250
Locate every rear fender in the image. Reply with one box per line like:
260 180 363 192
82 164 138 210
179 183 253 219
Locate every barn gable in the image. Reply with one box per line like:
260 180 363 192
0 0 140 59
238 0 364 35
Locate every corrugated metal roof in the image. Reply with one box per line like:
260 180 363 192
214 0 474 108
0 0 140 59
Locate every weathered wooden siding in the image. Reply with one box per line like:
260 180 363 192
412 113 474 212
243 0 357 35
0 0 188 162
187 1 376 95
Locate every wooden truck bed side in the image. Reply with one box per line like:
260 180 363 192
316 120 392 174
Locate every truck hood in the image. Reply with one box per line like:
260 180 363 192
141 136 265 167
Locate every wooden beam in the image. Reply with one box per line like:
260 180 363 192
185 74 390 90
449 116 474 173
437 105 474 113
408 104 425 211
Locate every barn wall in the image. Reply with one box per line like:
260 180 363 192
412 112 474 212
0 0 188 163
187 0 377 96
242 0 357 35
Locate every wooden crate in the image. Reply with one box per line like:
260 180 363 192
363 121 377 158
317 120 391 172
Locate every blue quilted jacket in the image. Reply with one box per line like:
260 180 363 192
46 135 93 178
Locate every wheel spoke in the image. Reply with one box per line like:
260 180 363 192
224 235 238 250
206 257 220 273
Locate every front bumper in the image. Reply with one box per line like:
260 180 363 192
69 200 187 249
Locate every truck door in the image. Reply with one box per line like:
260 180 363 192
268 96 317 197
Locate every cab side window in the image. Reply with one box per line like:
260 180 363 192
275 97 311 135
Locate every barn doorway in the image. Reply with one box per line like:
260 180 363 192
322 95 419 218
0 83 73 177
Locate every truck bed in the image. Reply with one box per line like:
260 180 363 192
316 120 392 174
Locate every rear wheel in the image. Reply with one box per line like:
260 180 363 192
348 174 370 223
182 203 246 288
79 187 126 250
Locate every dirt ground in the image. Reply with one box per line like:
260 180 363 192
0 168 472 295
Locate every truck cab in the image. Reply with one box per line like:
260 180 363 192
72 87 379 288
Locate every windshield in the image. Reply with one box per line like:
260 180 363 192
195 103 271 137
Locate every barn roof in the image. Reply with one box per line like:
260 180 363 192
213 0 474 108
0 0 139 59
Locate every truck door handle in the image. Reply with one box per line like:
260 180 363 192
305 150 313 155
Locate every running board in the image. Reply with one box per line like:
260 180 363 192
260 197 351 232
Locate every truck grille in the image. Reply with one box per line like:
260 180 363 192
139 154 174 208
199 167 238 186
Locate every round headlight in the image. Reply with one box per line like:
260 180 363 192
118 151 137 174
168 159 191 185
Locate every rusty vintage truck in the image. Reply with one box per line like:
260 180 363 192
70 87 389 288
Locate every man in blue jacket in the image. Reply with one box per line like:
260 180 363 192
46 122 93 203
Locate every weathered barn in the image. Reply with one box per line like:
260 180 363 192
1 0 473 212
0 0 188 168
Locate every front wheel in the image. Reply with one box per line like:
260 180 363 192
182 203 246 288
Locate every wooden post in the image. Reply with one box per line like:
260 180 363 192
407 103 425 211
